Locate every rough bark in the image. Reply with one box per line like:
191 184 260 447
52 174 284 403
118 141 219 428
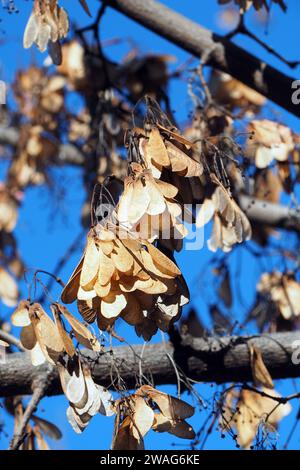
103 0 300 117
1 331 299 397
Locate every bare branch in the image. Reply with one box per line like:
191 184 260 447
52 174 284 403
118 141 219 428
9 374 51 450
0 331 299 398
0 330 25 352
101 0 300 117
239 195 300 233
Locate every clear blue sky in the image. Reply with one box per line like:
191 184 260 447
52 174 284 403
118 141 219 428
0 0 300 450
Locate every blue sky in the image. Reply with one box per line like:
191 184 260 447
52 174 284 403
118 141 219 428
0 0 300 450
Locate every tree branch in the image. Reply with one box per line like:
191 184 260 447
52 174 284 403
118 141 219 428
9 380 48 450
0 330 25 352
239 194 300 233
102 0 300 117
0 331 299 397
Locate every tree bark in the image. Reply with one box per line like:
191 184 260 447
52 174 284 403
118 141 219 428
103 0 300 117
1 331 300 397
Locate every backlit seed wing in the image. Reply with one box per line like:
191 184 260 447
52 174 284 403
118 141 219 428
12 300 31 326
36 23 52 52
80 235 100 290
51 305 76 357
101 291 127 318
98 250 115 285
145 177 166 216
57 303 101 352
141 385 195 420
157 123 196 149
111 239 134 273
23 13 39 49
155 179 178 199
145 242 181 277
146 128 170 167
29 304 64 365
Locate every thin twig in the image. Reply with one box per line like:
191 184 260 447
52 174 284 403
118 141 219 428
9 378 49 450
38 230 85 304
225 14 300 69
0 330 25 351
243 384 300 404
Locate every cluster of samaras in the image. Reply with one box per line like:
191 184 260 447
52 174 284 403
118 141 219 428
23 0 69 65
12 299 195 442
61 99 251 339
12 300 115 432
23 0 91 65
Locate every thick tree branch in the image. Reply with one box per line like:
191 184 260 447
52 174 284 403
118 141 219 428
102 0 300 117
0 331 299 397
239 195 300 233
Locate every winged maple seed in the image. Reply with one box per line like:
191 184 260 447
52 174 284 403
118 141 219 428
0 266 18 307
23 0 69 65
112 385 195 450
131 97 203 181
196 179 251 252
117 162 187 245
220 387 291 449
60 357 114 434
246 120 295 169
209 71 266 113
257 271 300 320
249 343 274 389
11 300 101 366
122 53 175 102
8 125 59 189
61 222 187 340
13 66 66 127
0 184 19 233
11 300 114 433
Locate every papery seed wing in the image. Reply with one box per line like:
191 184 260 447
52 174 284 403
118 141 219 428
36 23 52 52
31 416 62 441
20 324 37 350
23 13 39 49
51 305 76 357
131 396 154 440
12 300 31 326
80 235 100 290
57 303 101 352
146 128 170 167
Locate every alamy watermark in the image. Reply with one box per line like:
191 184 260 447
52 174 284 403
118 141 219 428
0 343 6 364
0 80 6 105
291 340 300 365
95 202 206 250
292 80 300 105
